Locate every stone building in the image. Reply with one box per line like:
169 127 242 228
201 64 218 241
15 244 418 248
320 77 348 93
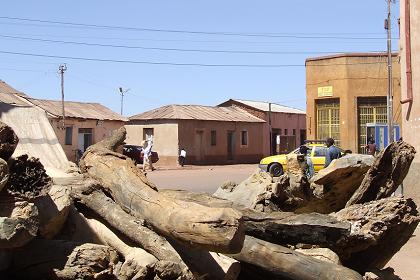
305 53 401 153
218 99 306 155
126 104 265 165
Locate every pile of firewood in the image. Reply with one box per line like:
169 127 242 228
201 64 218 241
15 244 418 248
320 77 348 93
0 123 418 280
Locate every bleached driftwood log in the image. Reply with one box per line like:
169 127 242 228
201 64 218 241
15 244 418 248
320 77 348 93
79 127 245 254
7 239 119 280
346 141 416 206
0 196 38 249
162 189 350 247
333 196 420 271
72 181 240 280
229 236 362 280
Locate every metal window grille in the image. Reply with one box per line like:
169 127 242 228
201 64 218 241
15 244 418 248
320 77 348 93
358 99 387 153
316 100 340 146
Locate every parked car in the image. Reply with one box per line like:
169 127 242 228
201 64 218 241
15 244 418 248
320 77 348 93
259 141 350 177
123 144 159 164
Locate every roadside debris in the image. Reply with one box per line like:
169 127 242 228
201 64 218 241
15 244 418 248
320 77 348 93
0 123 418 280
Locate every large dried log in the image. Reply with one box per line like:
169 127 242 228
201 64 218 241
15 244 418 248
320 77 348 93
347 141 416 206
214 154 374 215
0 121 18 161
79 127 244 254
34 185 72 239
72 182 240 280
162 189 351 247
0 195 38 249
7 239 119 280
84 217 159 280
229 236 362 280
332 196 420 271
296 154 374 214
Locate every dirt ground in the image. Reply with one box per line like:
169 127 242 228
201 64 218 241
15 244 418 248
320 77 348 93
147 164 420 280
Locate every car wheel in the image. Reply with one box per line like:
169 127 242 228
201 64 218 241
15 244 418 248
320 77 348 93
268 163 283 177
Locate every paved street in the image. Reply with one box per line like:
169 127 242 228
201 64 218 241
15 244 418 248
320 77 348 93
148 164 420 280
148 164 258 193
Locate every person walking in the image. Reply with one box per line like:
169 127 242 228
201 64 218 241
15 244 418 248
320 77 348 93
324 138 341 168
142 138 154 172
299 145 314 178
365 137 377 156
179 148 186 167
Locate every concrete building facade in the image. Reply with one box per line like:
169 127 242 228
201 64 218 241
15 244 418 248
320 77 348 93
127 104 265 165
218 99 306 155
400 0 420 204
306 53 402 153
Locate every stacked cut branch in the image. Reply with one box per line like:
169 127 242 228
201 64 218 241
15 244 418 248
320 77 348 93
1 123 418 280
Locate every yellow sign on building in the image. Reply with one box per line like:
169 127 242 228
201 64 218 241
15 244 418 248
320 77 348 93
318 86 333 97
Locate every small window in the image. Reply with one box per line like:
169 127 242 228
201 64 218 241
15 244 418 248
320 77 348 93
293 129 296 136
211 130 217 146
65 126 73 145
143 128 154 140
284 129 288 136
241 131 248 146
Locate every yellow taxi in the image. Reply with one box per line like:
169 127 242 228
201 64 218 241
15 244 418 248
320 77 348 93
259 141 346 177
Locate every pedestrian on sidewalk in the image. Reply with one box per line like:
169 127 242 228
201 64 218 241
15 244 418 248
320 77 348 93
179 148 186 167
365 137 377 156
142 137 154 172
299 145 314 179
325 138 341 168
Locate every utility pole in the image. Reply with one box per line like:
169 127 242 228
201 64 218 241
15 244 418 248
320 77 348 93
386 0 394 144
58 64 67 129
269 102 272 155
118 87 130 116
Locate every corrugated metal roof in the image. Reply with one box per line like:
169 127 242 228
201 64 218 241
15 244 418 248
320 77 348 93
226 99 306 114
129 104 265 123
305 52 398 63
24 98 127 121
0 80 22 94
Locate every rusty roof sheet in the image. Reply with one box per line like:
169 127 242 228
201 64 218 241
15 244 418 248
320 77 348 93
0 80 30 106
24 98 127 121
129 104 265 123
223 99 306 114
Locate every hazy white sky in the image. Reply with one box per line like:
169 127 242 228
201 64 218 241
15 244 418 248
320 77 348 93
0 1 400 116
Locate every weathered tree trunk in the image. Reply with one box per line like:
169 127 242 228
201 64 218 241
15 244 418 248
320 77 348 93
296 154 374 214
34 185 72 239
332 196 420 271
229 236 363 280
72 181 240 280
79 127 245 254
161 189 351 247
7 239 119 280
346 141 416 206
0 195 38 249
213 154 374 215
0 121 18 161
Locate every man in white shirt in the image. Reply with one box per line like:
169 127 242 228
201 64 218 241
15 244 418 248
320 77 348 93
142 138 154 171
179 148 186 167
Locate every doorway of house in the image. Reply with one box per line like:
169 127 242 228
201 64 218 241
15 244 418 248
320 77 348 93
194 130 204 163
227 131 235 161
78 128 93 153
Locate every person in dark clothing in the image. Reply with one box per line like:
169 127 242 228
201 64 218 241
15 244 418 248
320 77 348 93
324 138 341 168
299 145 314 178
365 137 377 156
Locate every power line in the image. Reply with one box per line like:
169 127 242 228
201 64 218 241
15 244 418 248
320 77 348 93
0 32 400 45
0 34 397 55
0 49 392 68
0 16 399 40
